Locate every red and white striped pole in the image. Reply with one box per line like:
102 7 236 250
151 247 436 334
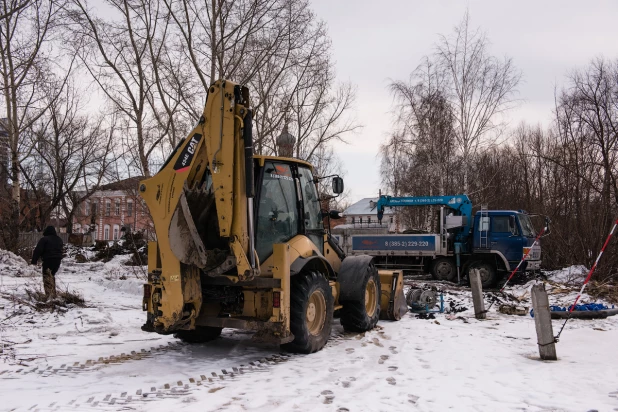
555 218 618 341
499 225 547 293
567 219 618 312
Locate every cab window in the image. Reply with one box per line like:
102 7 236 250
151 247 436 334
492 216 510 233
492 215 519 235
298 167 322 231
298 166 323 253
256 162 299 262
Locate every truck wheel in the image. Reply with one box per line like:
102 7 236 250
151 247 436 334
282 271 333 354
340 264 381 332
174 326 223 343
468 261 496 289
432 258 456 282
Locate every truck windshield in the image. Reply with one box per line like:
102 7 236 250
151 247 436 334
518 214 536 237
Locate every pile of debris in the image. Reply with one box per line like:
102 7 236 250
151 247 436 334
88 231 148 265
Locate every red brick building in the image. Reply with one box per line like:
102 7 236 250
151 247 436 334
72 177 153 241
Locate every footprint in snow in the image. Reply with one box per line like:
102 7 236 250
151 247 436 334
388 366 398 371
408 394 419 404
386 377 396 385
337 408 350 412
345 348 354 354
378 354 389 364
321 389 335 404
377 330 391 340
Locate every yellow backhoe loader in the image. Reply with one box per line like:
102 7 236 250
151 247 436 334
139 80 406 353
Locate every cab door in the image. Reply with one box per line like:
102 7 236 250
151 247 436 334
255 161 300 262
489 214 521 268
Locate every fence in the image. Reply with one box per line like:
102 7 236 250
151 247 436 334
17 232 89 248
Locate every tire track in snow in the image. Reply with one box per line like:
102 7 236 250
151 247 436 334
1 342 182 378
22 328 351 411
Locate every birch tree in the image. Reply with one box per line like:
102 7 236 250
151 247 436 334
435 10 521 192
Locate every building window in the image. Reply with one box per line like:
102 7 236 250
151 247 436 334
94 224 98 239
115 200 120 215
91 201 98 216
127 201 133 217
113 224 119 240
105 200 111 216
104 224 110 240
360 217 363 224
84 201 89 216
367 217 371 224
352 217 355 224
390 216 393 223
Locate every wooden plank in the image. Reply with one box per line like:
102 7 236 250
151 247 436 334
531 284 557 360
469 269 486 319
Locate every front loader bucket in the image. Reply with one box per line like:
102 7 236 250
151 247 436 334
378 270 408 320
169 182 213 268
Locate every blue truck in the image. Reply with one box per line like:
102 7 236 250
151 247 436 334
334 195 547 288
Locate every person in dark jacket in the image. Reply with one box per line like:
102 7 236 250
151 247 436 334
31 226 64 298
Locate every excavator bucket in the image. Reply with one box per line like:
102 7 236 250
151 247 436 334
168 181 214 269
378 270 408 320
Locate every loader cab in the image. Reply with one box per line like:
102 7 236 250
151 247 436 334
254 158 324 263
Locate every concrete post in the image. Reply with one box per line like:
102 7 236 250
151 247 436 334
469 268 486 319
531 283 557 360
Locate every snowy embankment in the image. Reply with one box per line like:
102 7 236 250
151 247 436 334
1 250 617 412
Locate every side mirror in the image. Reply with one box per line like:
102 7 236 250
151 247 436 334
332 177 344 194
329 210 342 220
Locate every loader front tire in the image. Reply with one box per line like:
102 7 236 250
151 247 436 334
340 264 381 332
282 271 333 354
174 326 223 343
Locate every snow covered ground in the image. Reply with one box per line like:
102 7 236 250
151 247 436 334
1 250 617 412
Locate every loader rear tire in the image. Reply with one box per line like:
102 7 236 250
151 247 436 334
282 271 333 354
174 326 223 343
340 264 381 332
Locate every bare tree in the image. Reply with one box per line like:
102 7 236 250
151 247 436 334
70 0 178 177
163 0 359 161
388 57 456 197
0 0 68 250
435 10 521 192
19 79 116 232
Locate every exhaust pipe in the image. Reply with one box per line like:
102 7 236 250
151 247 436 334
243 109 256 269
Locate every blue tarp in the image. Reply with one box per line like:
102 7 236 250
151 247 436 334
530 303 615 317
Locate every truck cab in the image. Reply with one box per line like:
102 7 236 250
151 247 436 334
472 210 541 273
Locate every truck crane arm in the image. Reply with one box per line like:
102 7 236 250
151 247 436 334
376 194 473 234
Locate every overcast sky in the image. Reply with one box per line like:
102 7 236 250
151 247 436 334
309 0 618 204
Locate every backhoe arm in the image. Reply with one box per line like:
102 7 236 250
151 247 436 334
139 80 257 332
